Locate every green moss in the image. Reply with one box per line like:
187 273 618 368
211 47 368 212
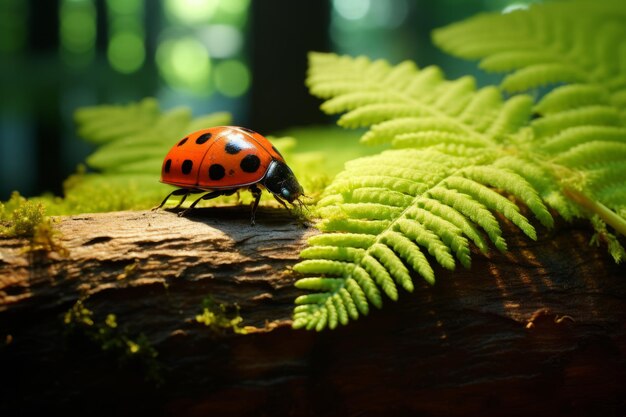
117 259 140 280
0 192 67 255
64 299 161 382
63 299 95 326
0 191 45 236
195 297 247 335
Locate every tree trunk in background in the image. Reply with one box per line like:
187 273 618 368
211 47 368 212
249 0 330 132
0 207 625 417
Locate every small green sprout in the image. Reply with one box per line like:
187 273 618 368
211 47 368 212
195 297 247 335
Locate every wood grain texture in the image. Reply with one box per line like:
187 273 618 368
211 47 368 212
0 207 625 417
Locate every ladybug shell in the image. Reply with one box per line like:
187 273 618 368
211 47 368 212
161 126 285 190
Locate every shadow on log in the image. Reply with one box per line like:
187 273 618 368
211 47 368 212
0 207 625 417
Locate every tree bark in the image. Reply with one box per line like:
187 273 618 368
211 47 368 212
0 207 625 417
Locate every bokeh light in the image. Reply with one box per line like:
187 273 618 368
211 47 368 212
198 24 243 58
333 0 371 21
165 0 220 24
502 3 531 13
156 37 212 94
157 0 251 98
214 59 250 97
369 0 409 28
330 0 412 61
107 0 143 14
107 32 145 74
106 0 144 74
218 0 250 15
59 0 96 67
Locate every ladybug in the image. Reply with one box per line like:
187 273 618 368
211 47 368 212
156 126 304 225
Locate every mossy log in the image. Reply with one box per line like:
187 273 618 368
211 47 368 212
0 207 625 417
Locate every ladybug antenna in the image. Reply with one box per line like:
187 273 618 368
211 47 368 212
295 196 309 213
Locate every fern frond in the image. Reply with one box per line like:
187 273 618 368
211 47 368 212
77 100 232 173
295 53 558 330
55 99 234 213
74 98 161 144
433 1 626 109
295 35 625 329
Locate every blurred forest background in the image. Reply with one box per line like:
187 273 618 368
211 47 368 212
0 0 535 201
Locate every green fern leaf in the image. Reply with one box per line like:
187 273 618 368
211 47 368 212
433 1 626 110
293 50 625 331
80 101 231 173
55 99 234 214
74 98 161 144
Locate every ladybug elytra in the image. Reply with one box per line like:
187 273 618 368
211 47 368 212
156 126 304 225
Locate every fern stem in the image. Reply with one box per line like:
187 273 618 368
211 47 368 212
562 186 626 237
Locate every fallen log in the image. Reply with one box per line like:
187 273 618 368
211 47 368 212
0 207 625 417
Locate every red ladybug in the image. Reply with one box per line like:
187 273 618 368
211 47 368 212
156 126 304 225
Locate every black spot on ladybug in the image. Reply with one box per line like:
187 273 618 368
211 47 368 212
240 127 256 134
209 164 225 180
164 159 172 173
240 154 261 173
196 132 212 144
177 137 188 146
182 159 193 175
272 145 283 158
225 140 243 154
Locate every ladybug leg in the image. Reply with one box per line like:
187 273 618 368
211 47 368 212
154 188 191 211
249 185 262 226
178 190 224 217
178 189 236 217
171 193 190 210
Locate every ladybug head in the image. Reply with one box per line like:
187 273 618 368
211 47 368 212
262 160 304 204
